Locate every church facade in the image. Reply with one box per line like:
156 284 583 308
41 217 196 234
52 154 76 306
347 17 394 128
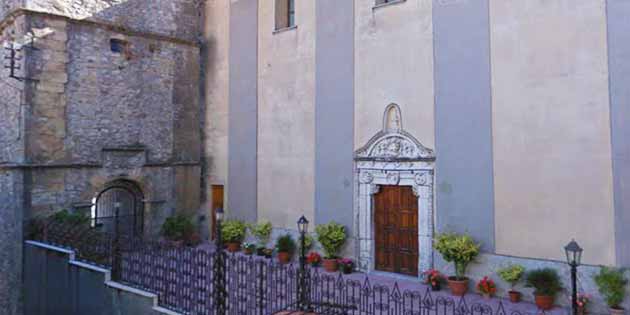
1 0 630 313
203 0 630 284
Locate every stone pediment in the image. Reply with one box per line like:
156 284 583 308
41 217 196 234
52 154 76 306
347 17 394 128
355 104 435 161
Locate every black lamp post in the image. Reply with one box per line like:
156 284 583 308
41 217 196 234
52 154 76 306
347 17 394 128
297 216 310 311
112 202 122 280
565 239 583 315
213 208 226 315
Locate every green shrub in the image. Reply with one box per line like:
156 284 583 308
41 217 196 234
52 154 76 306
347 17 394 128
434 232 480 279
315 222 346 259
161 214 195 241
275 234 296 254
52 209 90 225
298 234 314 253
525 268 563 297
498 264 525 289
221 220 247 243
594 267 628 309
250 221 273 247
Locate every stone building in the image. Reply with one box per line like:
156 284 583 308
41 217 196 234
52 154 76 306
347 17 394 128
2 0 630 314
0 1 203 313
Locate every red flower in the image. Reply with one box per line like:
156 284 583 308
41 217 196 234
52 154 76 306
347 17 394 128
476 276 497 295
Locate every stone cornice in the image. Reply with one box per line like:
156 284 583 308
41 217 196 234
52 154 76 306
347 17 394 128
0 8 200 48
0 161 200 170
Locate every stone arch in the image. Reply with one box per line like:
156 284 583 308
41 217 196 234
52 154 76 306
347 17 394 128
92 179 144 236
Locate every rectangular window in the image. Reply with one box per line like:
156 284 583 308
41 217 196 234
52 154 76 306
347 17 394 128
275 0 295 30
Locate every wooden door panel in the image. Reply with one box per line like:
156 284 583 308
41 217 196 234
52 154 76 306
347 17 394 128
374 185 419 276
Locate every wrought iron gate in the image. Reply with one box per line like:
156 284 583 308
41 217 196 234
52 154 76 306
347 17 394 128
93 180 144 237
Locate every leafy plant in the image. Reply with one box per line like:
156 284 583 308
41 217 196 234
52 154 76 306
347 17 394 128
52 209 90 225
434 233 480 280
315 222 347 259
594 267 628 309
298 234 314 253
161 214 195 241
498 264 525 289
250 221 273 247
275 234 296 254
525 268 563 297
221 220 247 243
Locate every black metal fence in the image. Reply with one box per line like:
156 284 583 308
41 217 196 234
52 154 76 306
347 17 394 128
28 219 550 315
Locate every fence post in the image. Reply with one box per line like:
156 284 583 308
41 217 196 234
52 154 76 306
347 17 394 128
257 259 265 315
111 202 122 280
213 208 227 315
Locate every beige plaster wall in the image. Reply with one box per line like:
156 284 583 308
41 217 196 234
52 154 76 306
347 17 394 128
201 0 230 234
354 0 434 149
490 0 615 265
257 0 316 229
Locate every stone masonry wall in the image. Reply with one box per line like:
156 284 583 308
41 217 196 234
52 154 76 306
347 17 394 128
0 0 22 21
0 15 26 164
25 0 201 41
0 16 27 315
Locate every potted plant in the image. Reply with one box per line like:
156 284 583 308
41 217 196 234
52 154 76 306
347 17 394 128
262 248 274 259
434 233 480 296
250 221 273 256
498 264 526 303
338 258 354 274
594 267 628 315
315 222 347 272
576 293 591 315
275 234 296 264
477 276 497 299
423 269 444 291
307 252 322 267
221 220 246 252
161 214 196 247
243 242 256 255
525 268 563 310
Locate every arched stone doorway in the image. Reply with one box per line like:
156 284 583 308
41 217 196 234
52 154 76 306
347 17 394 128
354 104 436 277
92 180 144 237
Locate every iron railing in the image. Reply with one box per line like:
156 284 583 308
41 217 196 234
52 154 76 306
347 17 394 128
27 219 553 315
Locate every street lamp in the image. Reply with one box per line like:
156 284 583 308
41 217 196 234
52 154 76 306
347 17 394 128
297 215 310 311
298 215 309 234
213 208 226 315
565 239 583 315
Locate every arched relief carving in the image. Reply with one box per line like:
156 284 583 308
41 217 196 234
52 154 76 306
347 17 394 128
354 104 436 277
356 103 435 162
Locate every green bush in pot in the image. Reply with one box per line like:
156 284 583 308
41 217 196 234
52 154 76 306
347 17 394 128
434 232 480 296
221 220 246 252
525 268 563 310
315 222 347 272
594 267 628 314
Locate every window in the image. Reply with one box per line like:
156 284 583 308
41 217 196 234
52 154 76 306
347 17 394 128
375 0 405 6
275 0 295 31
110 38 128 53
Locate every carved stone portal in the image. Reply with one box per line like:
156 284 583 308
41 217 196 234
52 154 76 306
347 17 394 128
354 104 435 277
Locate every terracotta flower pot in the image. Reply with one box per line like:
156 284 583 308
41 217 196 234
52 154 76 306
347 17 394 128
482 293 492 300
610 308 625 315
322 259 338 272
447 277 469 296
577 305 587 315
226 242 241 253
534 294 554 310
508 291 522 303
277 252 291 264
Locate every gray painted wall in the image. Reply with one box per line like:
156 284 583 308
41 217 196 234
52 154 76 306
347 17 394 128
607 0 630 267
314 1 355 230
23 243 164 315
228 0 258 222
432 0 495 251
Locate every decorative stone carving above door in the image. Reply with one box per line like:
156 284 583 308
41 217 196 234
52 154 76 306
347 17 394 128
354 103 436 277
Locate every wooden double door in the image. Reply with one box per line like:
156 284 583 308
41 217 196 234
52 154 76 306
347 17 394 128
374 185 419 276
